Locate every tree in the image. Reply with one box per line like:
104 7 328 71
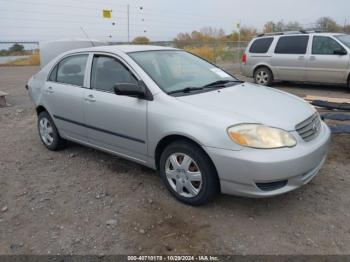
284 21 303 31
174 27 226 49
263 21 275 33
132 36 150 45
263 20 303 33
9 43 24 53
227 26 257 41
316 17 342 32
344 25 350 33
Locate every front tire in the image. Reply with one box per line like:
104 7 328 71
159 140 219 206
37 111 64 151
254 67 273 86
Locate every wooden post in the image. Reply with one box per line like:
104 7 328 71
0 91 8 107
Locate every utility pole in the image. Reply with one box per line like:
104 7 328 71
127 4 130 43
344 18 347 31
237 20 241 64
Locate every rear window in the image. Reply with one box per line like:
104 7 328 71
275 35 309 54
249 38 274 53
56 55 88 86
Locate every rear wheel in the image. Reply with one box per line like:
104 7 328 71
347 77 350 92
254 67 273 86
159 140 219 206
38 111 64 151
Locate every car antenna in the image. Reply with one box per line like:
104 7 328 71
80 26 95 47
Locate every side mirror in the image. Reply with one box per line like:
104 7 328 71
114 83 146 98
114 81 153 100
333 49 347 55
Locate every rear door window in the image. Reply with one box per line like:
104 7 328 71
56 54 88 86
249 38 274 53
274 35 309 54
312 36 346 55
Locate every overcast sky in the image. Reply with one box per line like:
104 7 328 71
0 0 349 45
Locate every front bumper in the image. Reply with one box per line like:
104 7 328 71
204 122 331 197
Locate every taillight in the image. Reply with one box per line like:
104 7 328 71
241 53 247 64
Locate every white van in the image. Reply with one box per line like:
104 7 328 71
241 31 350 91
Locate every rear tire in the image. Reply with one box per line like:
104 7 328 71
38 111 64 151
254 67 273 86
347 77 350 92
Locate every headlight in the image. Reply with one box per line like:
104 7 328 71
227 124 297 149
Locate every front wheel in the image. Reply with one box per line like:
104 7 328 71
254 67 273 86
159 140 219 206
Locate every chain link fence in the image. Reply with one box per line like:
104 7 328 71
149 41 249 66
0 40 249 67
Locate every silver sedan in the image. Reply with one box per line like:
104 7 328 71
27 45 331 205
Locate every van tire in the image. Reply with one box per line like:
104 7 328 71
347 76 350 92
254 67 273 86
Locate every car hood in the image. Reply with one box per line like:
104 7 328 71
176 83 315 131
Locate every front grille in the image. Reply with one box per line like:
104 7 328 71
295 113 321 142
256 180 288 192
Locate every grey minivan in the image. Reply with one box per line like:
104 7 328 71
27 44 330 205
241 32 350 90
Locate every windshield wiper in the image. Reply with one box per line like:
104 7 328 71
167 87 204 95
203 80 243 88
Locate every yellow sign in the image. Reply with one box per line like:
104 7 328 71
103 9 112 19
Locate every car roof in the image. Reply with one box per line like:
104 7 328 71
65 44 178 54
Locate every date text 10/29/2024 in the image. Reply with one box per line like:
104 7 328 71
127 256 219 261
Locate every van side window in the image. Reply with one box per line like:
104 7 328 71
275 36 309 54
312 36 345 55
48 64 58 82
56 55 88 86
91 55 138 93
249 38 274 53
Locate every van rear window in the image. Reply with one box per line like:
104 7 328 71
249 38 274 53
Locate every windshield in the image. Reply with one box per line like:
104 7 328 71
128 50 237 94
335 35 350 48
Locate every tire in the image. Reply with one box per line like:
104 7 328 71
159 140 219 206
37 111 64 151
254 67 273 86
347 77 350 92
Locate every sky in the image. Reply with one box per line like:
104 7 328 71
0 0 349 47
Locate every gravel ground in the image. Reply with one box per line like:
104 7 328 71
0 66 349 255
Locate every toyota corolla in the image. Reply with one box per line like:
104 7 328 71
27 45 331 205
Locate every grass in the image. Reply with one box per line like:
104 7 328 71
2 53 40 66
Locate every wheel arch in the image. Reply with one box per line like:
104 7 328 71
36 105 48 115
154 134 218 176
35 105 61 136
253 64 274 78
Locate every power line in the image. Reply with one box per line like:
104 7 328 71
0 0 237 24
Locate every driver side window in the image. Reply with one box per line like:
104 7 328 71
312 36 345 55
91 55 138 93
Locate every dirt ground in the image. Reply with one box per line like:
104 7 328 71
0 66 349 255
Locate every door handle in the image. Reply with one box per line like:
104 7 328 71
310 56 316 61
298 56 305 61
85 94 96 102
46 86 54 94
